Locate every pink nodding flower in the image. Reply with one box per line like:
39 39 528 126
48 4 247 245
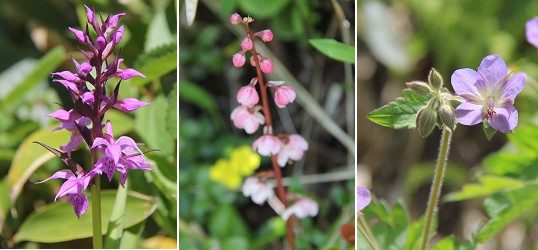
242 177 275 205
281 197 319 221
253 134 282 156
237 78 259 107
241 37 253 51
260 58 273 73
274 86 296 108
233 52 246 67
230 105 265 134
230 13 242 25
276 134 308 167
256 29 273 42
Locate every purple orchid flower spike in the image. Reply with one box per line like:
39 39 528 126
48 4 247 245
36 169 96 217
451 54 525 133
357 185 371 212
91 120 146 183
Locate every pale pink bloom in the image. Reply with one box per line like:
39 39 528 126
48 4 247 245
233 52 246 67
230 105 265 134
260 58 273 73
274 86 296 108
241 37 253 51
281 197 319 221
237 85 259 107
242 177 275 205
253 134 281 156
250 54 257 67
276 134 308 167
230 13 242 25
256 29 273 42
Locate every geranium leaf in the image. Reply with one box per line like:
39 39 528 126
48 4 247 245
367 88 429 129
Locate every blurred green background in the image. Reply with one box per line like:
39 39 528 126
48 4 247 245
358 0 538 249
0 0 177 248
179 0 356 249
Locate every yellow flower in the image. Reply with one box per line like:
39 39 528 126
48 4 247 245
230 145 261 176
209 159 242 189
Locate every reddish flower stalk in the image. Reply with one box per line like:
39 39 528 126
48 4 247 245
246 20 295 250
231 14 314 250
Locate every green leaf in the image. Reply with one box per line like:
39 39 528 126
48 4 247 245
309 39 355 64
483 153 532 176
178 80 217 110
404 217 425 250
7 127 71 203
238 0 289 18
0 46 65 109
0 178 9 228
14 190 157 243
475 184 538 243
119 222 145 249
104 181 129 249
443 175 524 202
129 49 177 86
135 95 173 155
367 89 429 129
145 10 174 52
209 204 249 239
507 125 538 158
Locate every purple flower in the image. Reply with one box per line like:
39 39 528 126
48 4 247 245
91 121 150 186
36 169 95 217
113 98 151 112
357 186 371 211
526 17 538 49
451 54 525 133
51 117 92 156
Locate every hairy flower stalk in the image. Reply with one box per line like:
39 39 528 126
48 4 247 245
35 6 152 249
230 13 315 249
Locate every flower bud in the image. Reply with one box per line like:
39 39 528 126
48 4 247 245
406 81 431 96
232 52 246 67
416 106 437 137
428 68 444 89
257 29 273 42
237 85 259 107
260 58 273 73
438 102 456 131
230 13 242 25
274 86 295 108
241 37 253 51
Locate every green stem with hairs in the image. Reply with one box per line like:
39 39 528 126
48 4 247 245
357 214 379 250
419 128 452 250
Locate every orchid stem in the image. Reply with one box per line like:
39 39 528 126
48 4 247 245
91 149 102 249
419 128 452 250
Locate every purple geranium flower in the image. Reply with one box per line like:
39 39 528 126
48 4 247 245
526 17 538 49
451 54 525 133
36 169 95 217
91 120 150 186
357 185 371 211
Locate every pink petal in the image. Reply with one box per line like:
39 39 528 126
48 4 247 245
116 68 146 79
35 169 74 184
357 186 371 211
91 137 110 149
116 136 143 154
113 98 151 112
60 134 84 157
68 27 86 43
68 193 88 218
45 109 80 123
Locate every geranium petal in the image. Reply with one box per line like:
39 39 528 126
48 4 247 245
478 54 507 88
357 186 372 211
451 68 484 100
502 73 525 102
526 18 538 48
489 103 518 133
455 102 484 126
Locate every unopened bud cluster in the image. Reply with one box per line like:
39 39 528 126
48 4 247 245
407 68 460 137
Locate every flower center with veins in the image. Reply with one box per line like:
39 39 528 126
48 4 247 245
485 96 497 119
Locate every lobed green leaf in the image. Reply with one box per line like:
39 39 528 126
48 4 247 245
367 89 429 129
